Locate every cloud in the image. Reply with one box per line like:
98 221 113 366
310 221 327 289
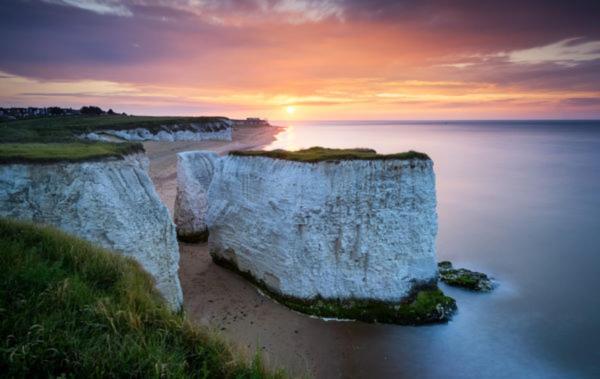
438 62 475 69
37 0 345 24
272 0 343 23
1 0 600 119
561 97 600 106
508 38 600 66
42 0 132 16
129 0 343 25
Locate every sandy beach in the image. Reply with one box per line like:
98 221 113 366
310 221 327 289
145 126 350 378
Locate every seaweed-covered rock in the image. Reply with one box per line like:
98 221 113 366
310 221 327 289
438 261 495 292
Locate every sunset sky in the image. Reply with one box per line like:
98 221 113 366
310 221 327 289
1 0 599 120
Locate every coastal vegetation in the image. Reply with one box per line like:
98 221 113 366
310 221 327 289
285 288 457 325
212 254 456 325
438 261 495 292
230 146 430 163
0 115 229 143
0 219 282 378
0 114 230 162
0 142 144 164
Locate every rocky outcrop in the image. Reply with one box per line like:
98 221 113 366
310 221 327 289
0 154 183 309
175 149 450 323
83 120 232 142
174 151 218 242
438 261 496 291
207 155 438 300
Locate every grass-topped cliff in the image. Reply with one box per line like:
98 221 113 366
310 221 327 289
0 114 228 163
0 142 144 164
230 146 430 163
0 219 282 378
0 115 229 143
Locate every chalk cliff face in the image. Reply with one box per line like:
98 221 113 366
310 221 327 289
0 154 183 309
174 151 218 241
84 120 232 142
197 155 438 303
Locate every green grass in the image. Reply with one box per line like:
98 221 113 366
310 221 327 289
0 142 144 163
230 146 430 162
0 115 228 143
445 274 480 288
0 219 284 378
281 288 457 325
0 115 228 163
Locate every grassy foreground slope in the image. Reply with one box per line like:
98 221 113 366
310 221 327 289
0 219 282 378
0 115 227 143
231 146 430 163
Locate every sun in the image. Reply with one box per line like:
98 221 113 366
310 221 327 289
286 105 296 115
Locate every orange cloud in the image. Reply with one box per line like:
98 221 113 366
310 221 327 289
1 0 599 119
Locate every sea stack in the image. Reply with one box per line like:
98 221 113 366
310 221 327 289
176 147 454 324
0 149 183 309
174 151 218 242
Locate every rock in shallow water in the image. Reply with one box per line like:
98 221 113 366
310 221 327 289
438 261 496 292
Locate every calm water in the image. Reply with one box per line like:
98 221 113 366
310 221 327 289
265 120 600 378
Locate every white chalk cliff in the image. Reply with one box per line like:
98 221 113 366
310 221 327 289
0 154 183 309
177 153 438 303
83 120 232 142
174 151 218 240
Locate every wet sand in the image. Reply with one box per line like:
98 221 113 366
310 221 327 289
145 126 348 378
177 242 355 378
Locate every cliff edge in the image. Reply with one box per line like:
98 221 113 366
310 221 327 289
0 144 183 308
83 118 233 142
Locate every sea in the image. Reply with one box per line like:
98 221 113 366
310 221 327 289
263 120 600 378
